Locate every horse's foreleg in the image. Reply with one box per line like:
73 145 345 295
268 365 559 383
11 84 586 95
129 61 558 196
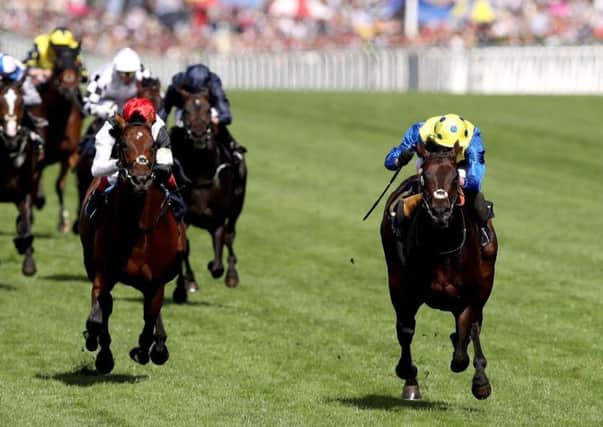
207 226 225 279
14 196 36 276
386 256 421 399
85 275 115 374
56 160 70 233
450 306 477 373
150 312 169 365
470 315 491 399
173 238 198 303
33 168 45 210
130 285 165 366
224 220 239 288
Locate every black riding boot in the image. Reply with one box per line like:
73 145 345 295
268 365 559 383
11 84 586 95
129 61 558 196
218 124 247 155
22 111 45 156
472 191 495 247
155 165 187 222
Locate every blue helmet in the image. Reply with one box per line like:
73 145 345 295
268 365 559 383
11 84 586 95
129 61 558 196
182 64 211 91
0 54 22 81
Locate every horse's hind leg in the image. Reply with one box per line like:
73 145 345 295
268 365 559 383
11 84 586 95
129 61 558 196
224 221 239 288
84 277 115 374
470 317 491 400
130 286 166 366
56 160 70 233
14 196 36 276
207 226 225 279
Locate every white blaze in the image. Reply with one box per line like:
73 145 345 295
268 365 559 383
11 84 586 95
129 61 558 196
4 88 18 137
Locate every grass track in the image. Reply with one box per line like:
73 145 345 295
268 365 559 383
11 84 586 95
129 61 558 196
0 92 601 426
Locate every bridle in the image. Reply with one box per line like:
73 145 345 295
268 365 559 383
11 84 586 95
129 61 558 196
115 123 156 191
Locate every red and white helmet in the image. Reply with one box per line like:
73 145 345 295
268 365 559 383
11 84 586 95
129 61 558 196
122 98 156 123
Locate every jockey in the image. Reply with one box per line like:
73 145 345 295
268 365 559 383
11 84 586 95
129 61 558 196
0 53 45 151
23 27 87 85
80 48 151 157
384 114 494 247
159 63 246 162
84 98 186 221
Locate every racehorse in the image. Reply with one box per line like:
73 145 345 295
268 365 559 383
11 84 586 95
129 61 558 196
79 112 186 373
31 46 84 232
169 87 246 303
73 76 162 234
380 142 497 400
0 79 39 275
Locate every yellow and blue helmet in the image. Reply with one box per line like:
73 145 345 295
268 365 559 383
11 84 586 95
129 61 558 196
431 114 472 148
48 27 79 50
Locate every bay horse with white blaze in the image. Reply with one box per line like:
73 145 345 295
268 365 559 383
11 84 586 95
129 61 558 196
79 112 185 374
380 142 497 400
0 79 39 275
170 87 246 303
31 46 84 232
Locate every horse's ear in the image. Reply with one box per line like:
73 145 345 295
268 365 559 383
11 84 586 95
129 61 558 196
114 113 126 129
176 87 190 98
453 141 461 158
417 142 427 158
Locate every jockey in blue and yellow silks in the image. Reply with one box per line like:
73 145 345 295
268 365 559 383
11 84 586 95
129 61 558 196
384 114 494 247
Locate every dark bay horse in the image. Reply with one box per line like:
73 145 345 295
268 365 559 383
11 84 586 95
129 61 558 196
0 80 39 275
79 113 186 373
32 46 84 232
73 77 163 234
170 88 246 303
380 142 497 400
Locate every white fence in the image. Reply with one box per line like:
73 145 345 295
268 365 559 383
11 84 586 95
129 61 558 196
2 31 603 94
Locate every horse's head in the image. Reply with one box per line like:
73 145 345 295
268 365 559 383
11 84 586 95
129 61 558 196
51 46 81 93
178 86 214 150
113 113 156 192
0 78 26 150
137 78 162 111
417 142 462 228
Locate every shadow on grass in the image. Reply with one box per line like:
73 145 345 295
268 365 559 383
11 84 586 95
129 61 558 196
331 394 481 413
42 273 89 282
116 296 226 308
0 282 17 291
0 230 55 239
35 364 147 386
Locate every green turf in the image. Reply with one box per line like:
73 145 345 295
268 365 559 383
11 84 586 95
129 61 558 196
0 92 601 426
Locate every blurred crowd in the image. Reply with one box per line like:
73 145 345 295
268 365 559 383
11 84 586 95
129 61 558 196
2 0 603 57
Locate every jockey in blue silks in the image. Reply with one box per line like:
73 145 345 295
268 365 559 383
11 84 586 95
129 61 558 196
384 113 494 247
159 63 246 162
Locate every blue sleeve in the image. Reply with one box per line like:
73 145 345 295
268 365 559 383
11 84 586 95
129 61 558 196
464 127 485 192
208 72 232 125
384 122 423 170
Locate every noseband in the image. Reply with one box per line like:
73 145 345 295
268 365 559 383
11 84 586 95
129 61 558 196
419 170 460 223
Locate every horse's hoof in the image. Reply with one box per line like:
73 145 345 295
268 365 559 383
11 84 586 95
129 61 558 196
402 383 421 400
207 261 224 279
225 270 239 288
150 343 169 365
22 256 36 276
84 331 98 352
472 383 492 400
95 348 114 374
129 347 150 365
34 196 46 210
173 285 188 304
186 280 199 293
72 219 80 235
450 355 470 373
